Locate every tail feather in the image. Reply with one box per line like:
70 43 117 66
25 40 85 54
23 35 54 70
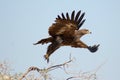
33 37 53 45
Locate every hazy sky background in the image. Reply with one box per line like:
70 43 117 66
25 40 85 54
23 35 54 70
0 0 120 80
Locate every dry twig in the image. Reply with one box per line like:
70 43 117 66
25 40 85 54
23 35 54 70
19 56 73 80
66 61 106 80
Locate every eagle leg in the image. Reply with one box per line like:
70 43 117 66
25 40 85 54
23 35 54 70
71 41 100 53
44 54 49 63
44 36 62 63
44 42 60 63
71 41 88 48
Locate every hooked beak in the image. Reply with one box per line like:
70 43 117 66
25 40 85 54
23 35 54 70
87 31 92 34
89 32 92 34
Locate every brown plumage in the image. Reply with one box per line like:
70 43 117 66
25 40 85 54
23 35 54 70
34 10 100 63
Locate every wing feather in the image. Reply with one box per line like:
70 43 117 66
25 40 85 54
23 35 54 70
49 10 86 37
71 10 75 21
78 19 86 29
66 12 70 20
76 12 85 29
57 15 61 19
77 12 85 24
75 11 81 21
61 13 66 19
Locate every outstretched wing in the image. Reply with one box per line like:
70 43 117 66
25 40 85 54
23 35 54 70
49 10 86 37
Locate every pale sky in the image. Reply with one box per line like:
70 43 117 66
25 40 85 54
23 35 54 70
0 0 120 80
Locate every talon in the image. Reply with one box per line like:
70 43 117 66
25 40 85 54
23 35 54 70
44 54 49 63
88 44 100 53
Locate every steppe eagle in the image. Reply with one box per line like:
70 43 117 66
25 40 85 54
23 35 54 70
34 10 100 62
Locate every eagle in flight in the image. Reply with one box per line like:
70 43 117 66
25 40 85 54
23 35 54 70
34 10 100 63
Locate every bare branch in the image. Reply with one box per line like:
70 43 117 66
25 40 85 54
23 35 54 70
19 66 40 80
19 54 73 80
47 57 73 71
66 61 106 80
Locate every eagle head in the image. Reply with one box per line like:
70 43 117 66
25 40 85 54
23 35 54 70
75 29 91 39
79 29 91 35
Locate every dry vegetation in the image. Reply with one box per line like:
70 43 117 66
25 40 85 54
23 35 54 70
0 55 102 80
